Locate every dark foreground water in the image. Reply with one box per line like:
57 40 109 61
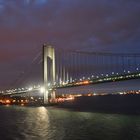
0 106 140 140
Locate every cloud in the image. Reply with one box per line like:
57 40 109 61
0 0 140 49
0 0 140 88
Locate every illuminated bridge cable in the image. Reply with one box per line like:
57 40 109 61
67 52 72 82
71 52 75 79
77 52 80 77
86 53 89 77
76 52 80 79
72 50 140 57
11 49 42 88
58 50 62 84
56 47 140 56
96 54 99 75
133 56 137 70
116 55 119 73
56 50 59 83
64 49 140 80
121 56 125 72
89 54 93 76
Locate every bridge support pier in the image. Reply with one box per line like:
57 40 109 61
43 44 55 104
50 90 56 103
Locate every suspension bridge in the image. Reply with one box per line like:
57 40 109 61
1 44 140 104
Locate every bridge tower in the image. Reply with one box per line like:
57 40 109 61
43 44 55 104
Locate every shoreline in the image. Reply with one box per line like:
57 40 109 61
56 94 140 115
1 94 140 115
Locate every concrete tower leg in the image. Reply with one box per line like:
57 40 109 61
43 44 55 104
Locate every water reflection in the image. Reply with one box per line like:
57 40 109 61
0 106 140 140
37 107 49 121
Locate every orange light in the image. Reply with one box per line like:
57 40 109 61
25 100 28 103
12 100 16 103
5 100 11 104
83 80 89 84
65 97 74 100
57 98 64 102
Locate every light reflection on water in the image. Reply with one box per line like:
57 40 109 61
0 106 140 140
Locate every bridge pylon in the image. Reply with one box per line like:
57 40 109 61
43 44 55 104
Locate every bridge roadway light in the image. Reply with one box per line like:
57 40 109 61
37 85 41 88
40 86 45 93
62 82 65 85
83 76 85 79
28 87 33 91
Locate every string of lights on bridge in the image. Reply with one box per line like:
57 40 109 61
0 68 140 95
1 46 140 99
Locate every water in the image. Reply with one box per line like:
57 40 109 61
0 106 140 140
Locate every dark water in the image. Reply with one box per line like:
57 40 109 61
0 106 140 140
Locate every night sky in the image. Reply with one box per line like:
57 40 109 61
0 0 140 89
